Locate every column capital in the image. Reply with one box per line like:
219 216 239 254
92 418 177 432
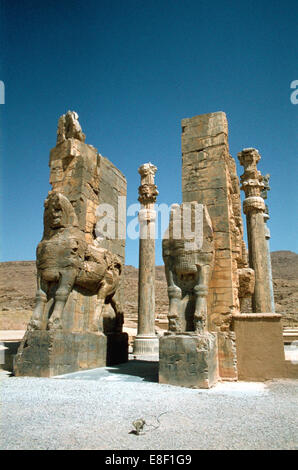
138 162 158 205
138 162 157 180
238 148 264 198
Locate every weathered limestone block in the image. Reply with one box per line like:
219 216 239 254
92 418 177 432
57 110 86 144
14 112 128 377
232 314 286 381
182 112 245 334
14 331 107 377
216 331 237 380
159 333 218 388
238 267 255 311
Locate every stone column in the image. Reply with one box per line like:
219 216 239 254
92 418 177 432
261 174 275 312
133 163 159 355
238 148 272 313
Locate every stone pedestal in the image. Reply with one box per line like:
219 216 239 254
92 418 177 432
14 331 107 377
159 333 218 388
133 334 159 355
233 314 286 381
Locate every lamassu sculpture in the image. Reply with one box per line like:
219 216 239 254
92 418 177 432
162 202 214 334
28 191 123 333
14 111 128 377
159 202 218 388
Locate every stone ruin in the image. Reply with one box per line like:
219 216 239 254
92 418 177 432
14 110 297 384
14 111 128 376
159 111 297 386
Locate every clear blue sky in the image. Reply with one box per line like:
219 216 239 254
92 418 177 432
0 0 297 266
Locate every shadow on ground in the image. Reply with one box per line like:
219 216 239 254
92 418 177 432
107 360 159 382
53 358 159 383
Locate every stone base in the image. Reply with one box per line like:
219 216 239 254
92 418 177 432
106 332 129 366
159 333 218 389
133 334 159 356
0 341 21 373
233 313 287 381
14 331 107 377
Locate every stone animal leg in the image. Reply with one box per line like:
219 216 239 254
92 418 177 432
48 269 77 330
168 285 182 333
110 296 124 333
91 280 113 332
28 272 48 330
193 265 210 334
163 253 182 332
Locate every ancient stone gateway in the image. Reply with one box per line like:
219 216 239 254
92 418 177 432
13 109 296 383
159 111 294 387
14 111 128 377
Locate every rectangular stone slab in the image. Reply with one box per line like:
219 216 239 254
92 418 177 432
232 314 286 381
159 333 218 388
14 331 107 377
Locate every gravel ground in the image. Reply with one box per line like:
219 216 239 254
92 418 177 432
0 362 297 450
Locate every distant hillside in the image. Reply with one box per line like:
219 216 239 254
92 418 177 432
0 251 297 329
271 251 298 279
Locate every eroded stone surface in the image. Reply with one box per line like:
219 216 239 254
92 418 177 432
159 333 218 388
14 112 128 376
182 112 247 334
162 202 214 334
160 201 218 388
238 148 273 313
181 112 249 379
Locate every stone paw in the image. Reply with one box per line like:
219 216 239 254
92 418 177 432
168 320 182 333
47 317 63 330
194 318 205 334
28 319 42 331
90 321 100 333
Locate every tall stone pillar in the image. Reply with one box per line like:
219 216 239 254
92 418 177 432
238 148 272 313
181 112 245 380
261 174 275 312
133 163 159 356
